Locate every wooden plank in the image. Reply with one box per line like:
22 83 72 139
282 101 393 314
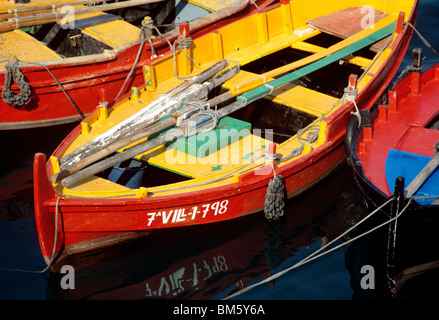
237 17 397 104
270 84 339 117
186 0 240 12
0 29 62 70
291 41 372 68
137 133 270 178
82 19 140 47
222 14 396 98
307 6 390 52
0 0 165 33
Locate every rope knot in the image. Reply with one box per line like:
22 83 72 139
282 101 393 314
2 59 32 108
342 84 361 128
264 174 285 221
342 86 358 103
140 16 154 40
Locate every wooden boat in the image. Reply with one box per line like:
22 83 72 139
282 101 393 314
0 0 271 130
34 0 418 268
346 49 439 296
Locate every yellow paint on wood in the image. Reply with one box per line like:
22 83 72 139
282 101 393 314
50 156 60 175
270 85 339 117
58 174 132 197
98 105 108 122
317 120 328 145
136 133 270 179
211 31 224 60
280 0 293 35
257 11 268 45
81 122 90 135
185 0 239 12
0 30 61 70
291 41 372 68
82 19 140 48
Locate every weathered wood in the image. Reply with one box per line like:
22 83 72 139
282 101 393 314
393 259 439 294
61 127 183 187
307 6 390 52
1 0 109 21
0 0 165 33
52 117 174 183
405 151 439 198
53 65 239 183
8 0 109 14
61 111 224 187
58 60 230 171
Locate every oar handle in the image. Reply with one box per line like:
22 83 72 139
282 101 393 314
61 132 174 188
405 151 439 198
61 111 218 187
193 59 228 84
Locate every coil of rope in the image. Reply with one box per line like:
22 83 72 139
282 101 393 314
2 58 32 108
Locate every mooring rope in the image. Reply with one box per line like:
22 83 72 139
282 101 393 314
112 20 150 104
0 58 85 119
1 59 31 107
224 197 413 300
0 196 61 274
406 22 439 59
172 37 200 80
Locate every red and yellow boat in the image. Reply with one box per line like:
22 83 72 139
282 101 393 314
0 0 270 129
34 0 418 267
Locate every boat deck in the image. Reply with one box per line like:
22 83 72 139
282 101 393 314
0 10 140 70
357 64 439 195
51 1 410 198
0 29 62 69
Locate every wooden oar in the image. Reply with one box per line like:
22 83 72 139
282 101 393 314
58 60 229 171
405 150 439 198
1 0 108 21
9 0 109 14
60 19 398 188
52 65 239 183
0 0 165 33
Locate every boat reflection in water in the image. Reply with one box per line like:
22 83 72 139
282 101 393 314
46 163 385 300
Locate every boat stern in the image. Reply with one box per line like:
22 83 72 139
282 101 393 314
33 152 63 266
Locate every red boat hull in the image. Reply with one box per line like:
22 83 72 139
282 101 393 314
33 2 418 266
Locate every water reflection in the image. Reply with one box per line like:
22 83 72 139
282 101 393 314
44 163 374 300
3 120 439 300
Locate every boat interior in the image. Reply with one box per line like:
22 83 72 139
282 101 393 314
0 0 212 69
48 0 415 198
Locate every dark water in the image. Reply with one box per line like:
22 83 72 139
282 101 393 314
1 0 439 303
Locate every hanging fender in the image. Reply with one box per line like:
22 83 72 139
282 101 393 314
344 113 359 167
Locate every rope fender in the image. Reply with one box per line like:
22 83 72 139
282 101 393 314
2 59 32 108
264 174 285 221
